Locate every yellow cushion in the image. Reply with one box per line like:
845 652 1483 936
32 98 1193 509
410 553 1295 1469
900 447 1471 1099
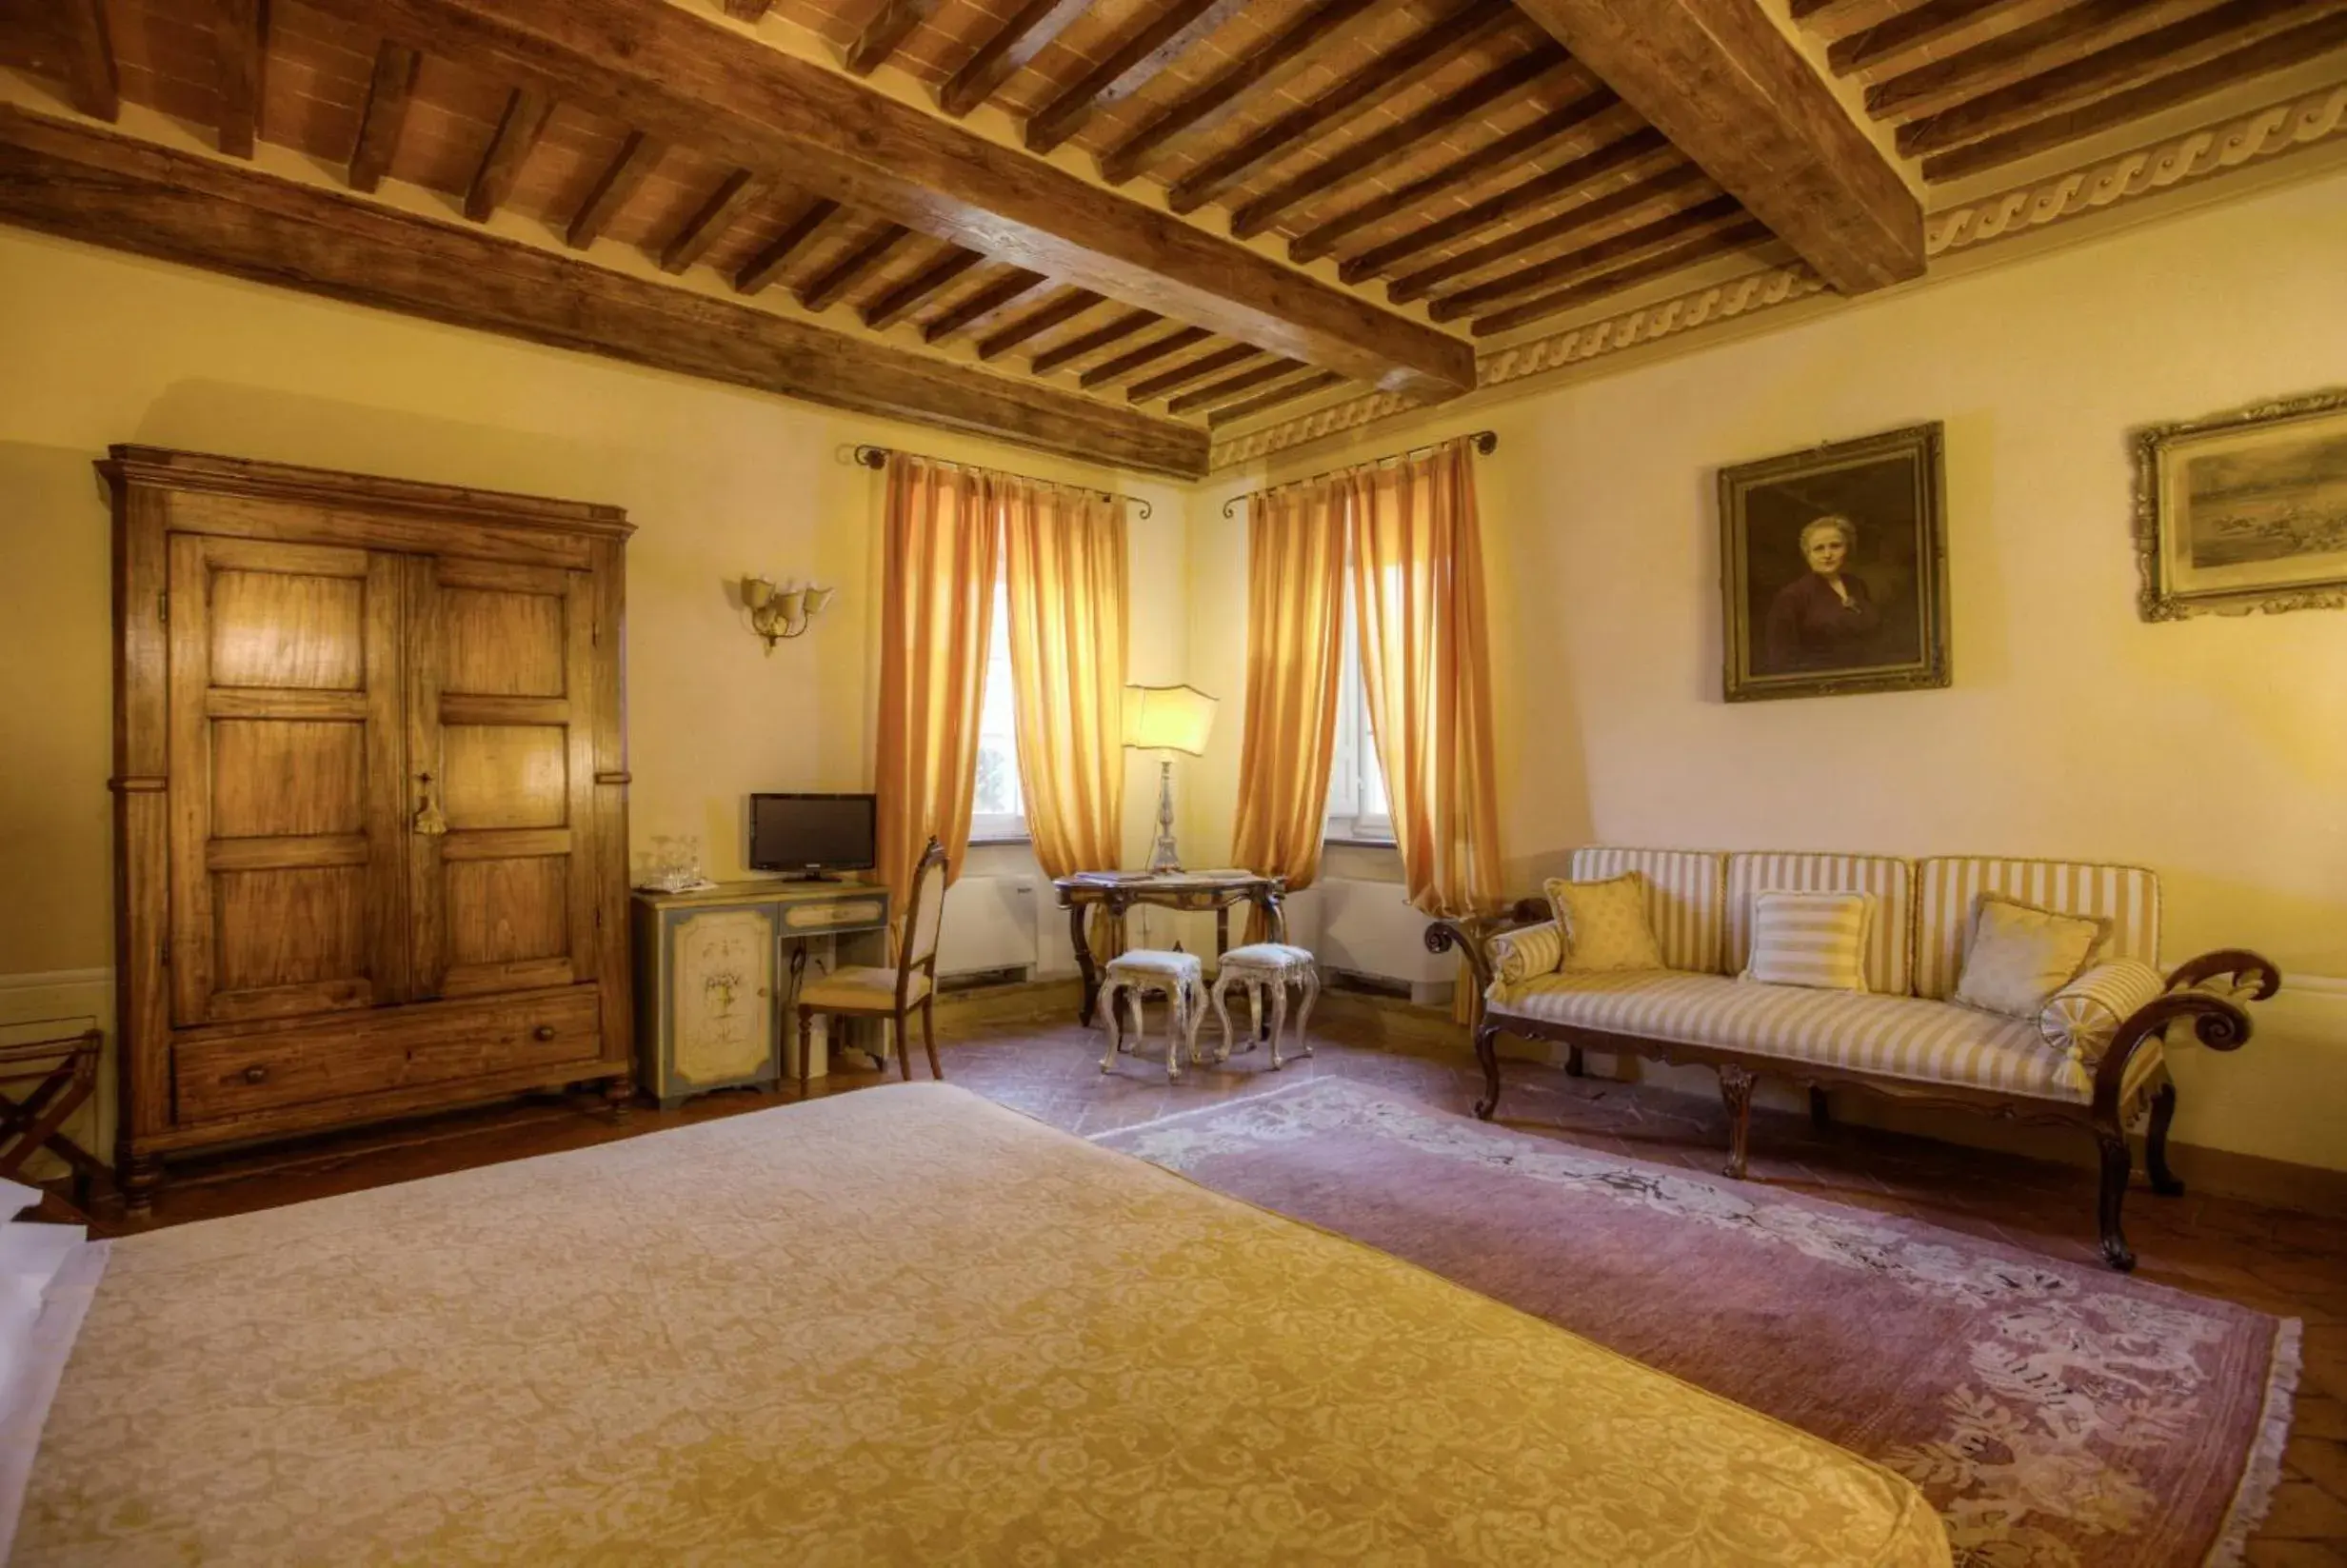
1490 922 1564 986
1544 874 1664 974
802 965 927 1011
1953 894 2108 1019
1740 889 1873 993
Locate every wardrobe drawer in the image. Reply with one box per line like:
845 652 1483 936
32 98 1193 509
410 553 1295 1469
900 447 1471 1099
175 988 604 1124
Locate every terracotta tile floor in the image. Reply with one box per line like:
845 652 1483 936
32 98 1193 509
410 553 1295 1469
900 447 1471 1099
117 1010 2347 1564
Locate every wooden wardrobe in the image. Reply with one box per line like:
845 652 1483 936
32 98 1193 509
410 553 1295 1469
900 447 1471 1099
104 447 634 1211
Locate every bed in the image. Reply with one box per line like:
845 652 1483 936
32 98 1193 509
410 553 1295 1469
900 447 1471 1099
10 1084 1949 1564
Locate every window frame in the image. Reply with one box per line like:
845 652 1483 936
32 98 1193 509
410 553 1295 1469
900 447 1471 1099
1324 583 1394 846
968 574 1028 843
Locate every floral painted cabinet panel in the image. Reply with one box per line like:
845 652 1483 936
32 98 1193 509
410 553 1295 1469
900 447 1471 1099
672 908 775 1086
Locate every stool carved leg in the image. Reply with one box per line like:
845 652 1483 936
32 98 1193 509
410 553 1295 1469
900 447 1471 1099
1098 982 1124 1074
1210 972 1237 1064
1293 969 1317 1062
1267 981 1291 1071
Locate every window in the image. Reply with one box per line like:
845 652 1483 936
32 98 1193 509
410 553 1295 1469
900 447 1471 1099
1324 591 1392 844
970 576 1025 841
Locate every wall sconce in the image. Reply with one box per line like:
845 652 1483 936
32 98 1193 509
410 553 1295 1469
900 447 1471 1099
742 576 835 652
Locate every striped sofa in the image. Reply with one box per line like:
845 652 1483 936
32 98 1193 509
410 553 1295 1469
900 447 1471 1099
1427 848 2280 1271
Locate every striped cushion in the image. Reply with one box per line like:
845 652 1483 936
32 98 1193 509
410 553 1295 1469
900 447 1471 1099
1489 970 2165 1105
1489 922 1564 987
1915 858 2158 1002
1568 848 1725 974
1740 890 1873 992
1725 852 1912 994
2040 960 2166 1068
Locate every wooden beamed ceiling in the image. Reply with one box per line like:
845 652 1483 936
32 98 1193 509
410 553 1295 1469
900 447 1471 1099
0 0 2337 466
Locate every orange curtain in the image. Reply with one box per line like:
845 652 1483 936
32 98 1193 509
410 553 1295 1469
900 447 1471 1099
1343 439 1504 1017
1003 483 1128 957
874 455 1002 912
1229 483 1347 943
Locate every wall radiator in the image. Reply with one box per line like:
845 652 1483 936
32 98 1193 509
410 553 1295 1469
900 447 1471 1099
1282 879 1455 1006
935 876 1044 980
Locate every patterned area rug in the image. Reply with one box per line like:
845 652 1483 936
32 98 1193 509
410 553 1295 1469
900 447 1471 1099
1093 1079 2298 1568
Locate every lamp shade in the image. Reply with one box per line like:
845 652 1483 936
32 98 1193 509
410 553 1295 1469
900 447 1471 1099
1123 683 1217 756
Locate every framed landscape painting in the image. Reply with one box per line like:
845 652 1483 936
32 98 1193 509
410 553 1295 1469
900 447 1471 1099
2133 388 2347 620
1718 423 1950 703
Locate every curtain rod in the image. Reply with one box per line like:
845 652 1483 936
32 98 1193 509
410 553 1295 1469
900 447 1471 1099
849 444 1154 520
1219 429 1499 519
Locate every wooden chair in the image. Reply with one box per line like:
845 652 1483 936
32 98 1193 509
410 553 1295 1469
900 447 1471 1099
797 836 948 1094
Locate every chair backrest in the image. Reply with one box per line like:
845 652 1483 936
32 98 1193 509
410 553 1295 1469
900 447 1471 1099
1566 847 1726 974
1724 851 1914 994
900 837 950 979
1912 856 2160 1001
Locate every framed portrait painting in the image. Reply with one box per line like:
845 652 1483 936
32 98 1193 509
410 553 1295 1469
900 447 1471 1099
1718 423 1950 703
2132 388 2347 620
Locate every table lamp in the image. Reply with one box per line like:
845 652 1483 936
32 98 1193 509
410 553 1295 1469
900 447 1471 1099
1123 683 1217 874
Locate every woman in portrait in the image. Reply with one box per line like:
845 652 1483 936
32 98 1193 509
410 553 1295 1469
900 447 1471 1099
1763 515 1881 672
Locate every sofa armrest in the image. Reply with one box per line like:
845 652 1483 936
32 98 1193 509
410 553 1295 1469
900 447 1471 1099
2090 948 2279 1120
1425 898 1550 996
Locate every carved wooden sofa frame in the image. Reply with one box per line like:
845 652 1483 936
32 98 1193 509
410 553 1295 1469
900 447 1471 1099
1428 898 2280 1272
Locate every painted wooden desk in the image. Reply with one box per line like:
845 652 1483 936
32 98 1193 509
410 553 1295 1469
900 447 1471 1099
1053 871 1287 1026
631 880 891 1107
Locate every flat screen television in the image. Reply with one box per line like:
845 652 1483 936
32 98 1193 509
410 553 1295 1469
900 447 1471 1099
748 792 878 881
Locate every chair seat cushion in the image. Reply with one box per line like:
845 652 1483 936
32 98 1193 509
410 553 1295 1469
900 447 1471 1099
1489 969 2164 1105
1109 949 1203 981
803 966 928 1010
1219 943 1315 969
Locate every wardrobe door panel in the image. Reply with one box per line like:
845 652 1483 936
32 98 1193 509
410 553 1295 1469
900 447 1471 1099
411 558 600 1001
168 537 408 1027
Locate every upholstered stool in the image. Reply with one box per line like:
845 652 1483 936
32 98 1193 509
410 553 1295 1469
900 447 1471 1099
1098 949 1205 1082
1210 943 1319 1071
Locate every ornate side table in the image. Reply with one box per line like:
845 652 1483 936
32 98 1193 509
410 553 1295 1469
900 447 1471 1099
1052 871 1287 1027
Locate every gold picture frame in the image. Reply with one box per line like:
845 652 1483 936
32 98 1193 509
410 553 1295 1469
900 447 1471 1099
1718 423 1950 703
2132 388 2347 621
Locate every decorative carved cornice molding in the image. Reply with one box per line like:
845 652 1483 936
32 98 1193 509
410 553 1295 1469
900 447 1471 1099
1208 80 2347 476
1927 81 2347 257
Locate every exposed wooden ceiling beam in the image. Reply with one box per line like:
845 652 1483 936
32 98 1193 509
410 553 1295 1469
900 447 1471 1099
348 42 421 194
1385 162 1706 303
940 0 1096 118
1030 308 1157 374
1127 343 1258 403
302 0 1476 398
1208 369 1344 427
1790 0 1912 32
1081 326 1212 388
1510 0 1923 293
844 0 942 75
1918 7 2347 179
1896 0 2329 157
1166 0 1516 216
659 169 761 273
566 129 665 249
465 88 552 223
1869 0 2231 123
922 267 1047 343
0 106 1205 476
1828 0 2054 80
863 244 985 329
801 222 911 311
733 197 839 293
58 0 120 123
215 0 268 158
1340 126 1668 285
1097 0 1382 186
1166 356 1303 415
1468 216 1769 335
978 288 1103 359
1025 0 1250 155
1287 89 1617 265
1228 45 1571 241
1426 191 1743 320
722 1 772 20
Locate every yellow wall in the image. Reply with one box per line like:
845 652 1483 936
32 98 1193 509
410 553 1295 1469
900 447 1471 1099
0 226 1187 981
1195 169 2347 1170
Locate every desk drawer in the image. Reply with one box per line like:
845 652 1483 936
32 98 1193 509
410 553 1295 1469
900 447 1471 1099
175 987 603 1123
782 898 885 930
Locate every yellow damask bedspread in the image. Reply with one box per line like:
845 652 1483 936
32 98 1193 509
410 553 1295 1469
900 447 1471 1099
20 1084 1947 1565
